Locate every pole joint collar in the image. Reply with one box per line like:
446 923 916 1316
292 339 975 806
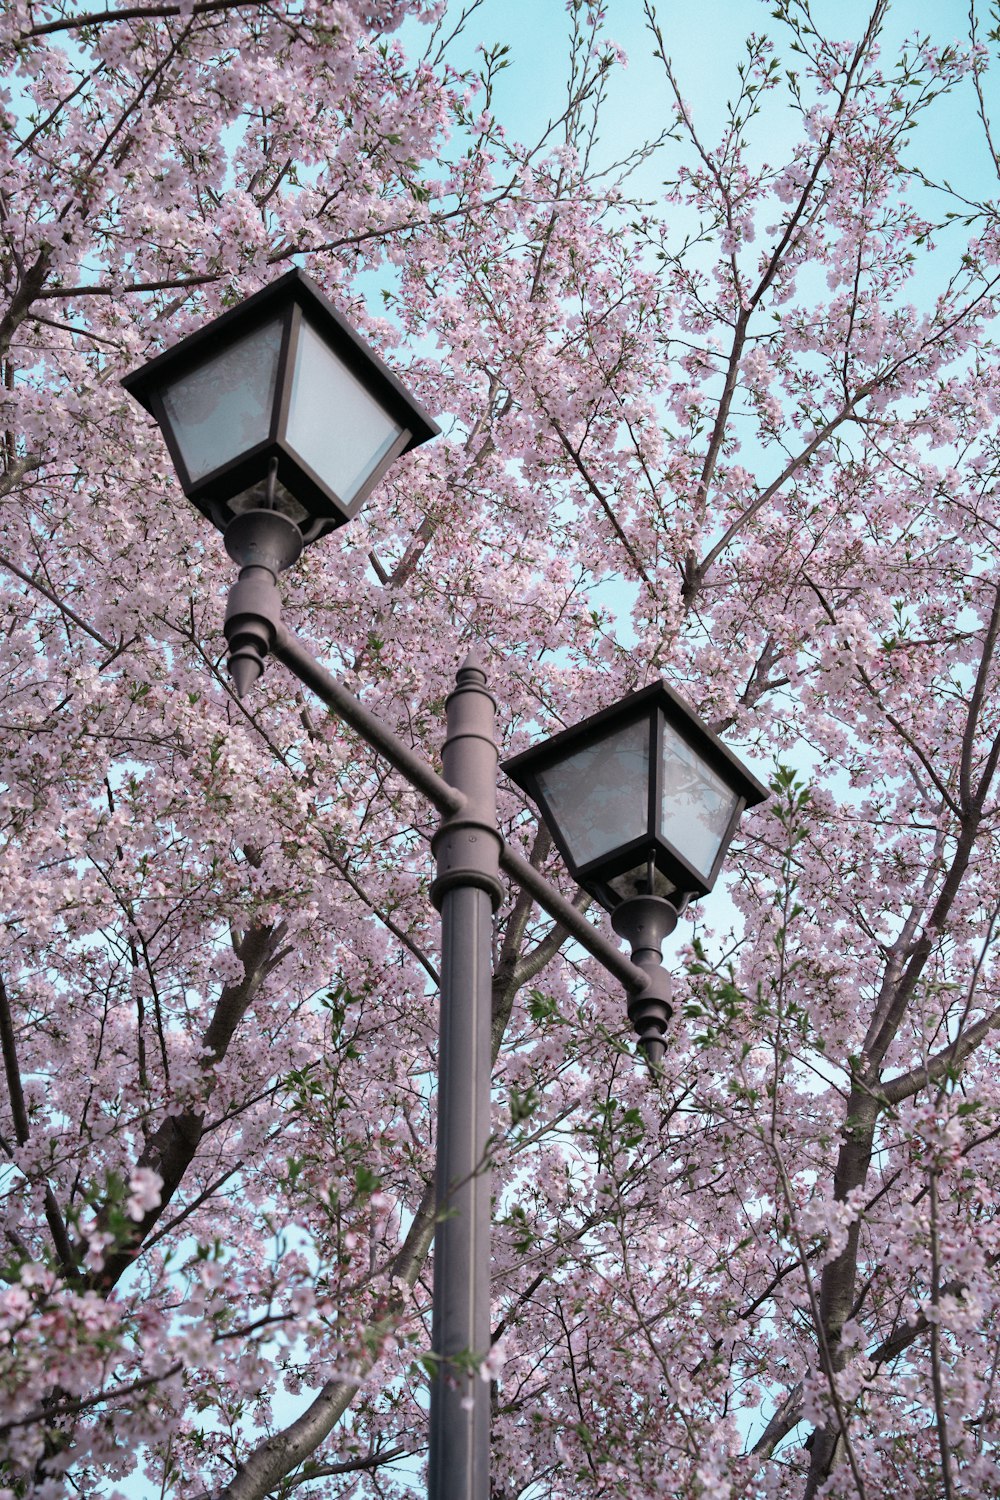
432 650 502 912
431 821 503 911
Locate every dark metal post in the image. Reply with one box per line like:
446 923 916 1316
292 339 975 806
611 895 678 1067
428 652 502 1500
223 509 302 698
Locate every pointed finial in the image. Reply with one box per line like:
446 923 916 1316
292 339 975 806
455 646 488 688
639 1031 666 1071
229 646 265 699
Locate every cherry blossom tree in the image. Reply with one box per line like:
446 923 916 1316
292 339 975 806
3 0 1000 1495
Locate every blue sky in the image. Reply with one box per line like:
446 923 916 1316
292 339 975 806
424 0 997 193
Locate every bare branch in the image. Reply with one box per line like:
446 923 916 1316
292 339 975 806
0 549 115 650
88 919 291 1292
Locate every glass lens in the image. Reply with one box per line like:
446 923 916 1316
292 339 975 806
285 319 403 504
660 722 740 879
160 320 283 483
535 717 649 869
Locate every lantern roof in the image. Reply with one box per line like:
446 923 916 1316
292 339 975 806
123 268 439 445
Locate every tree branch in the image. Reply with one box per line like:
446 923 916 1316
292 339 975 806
88 918 290 1292
25 0 265 38
881 1007 1000 1107
0 972 76 1276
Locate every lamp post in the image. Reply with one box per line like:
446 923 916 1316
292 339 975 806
123 270 766 1500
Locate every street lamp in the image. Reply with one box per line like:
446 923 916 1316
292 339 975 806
503 683 768 1064
122 268 440 696
121 267 439 540
122 271 765 1500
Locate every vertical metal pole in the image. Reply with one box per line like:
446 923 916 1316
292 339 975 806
428 651 502 1500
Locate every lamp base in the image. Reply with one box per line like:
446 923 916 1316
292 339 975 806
611 895 679 1069
222 510 303 697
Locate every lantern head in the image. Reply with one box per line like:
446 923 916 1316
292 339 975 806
122 268 440 543
503 682 768 915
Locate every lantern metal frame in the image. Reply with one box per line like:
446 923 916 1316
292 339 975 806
121 267 440 542
502 680 769 914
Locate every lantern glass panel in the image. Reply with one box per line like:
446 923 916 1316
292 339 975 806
285 318 404 504
535 717 649 870
160 319 283 483
659 721 740 879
